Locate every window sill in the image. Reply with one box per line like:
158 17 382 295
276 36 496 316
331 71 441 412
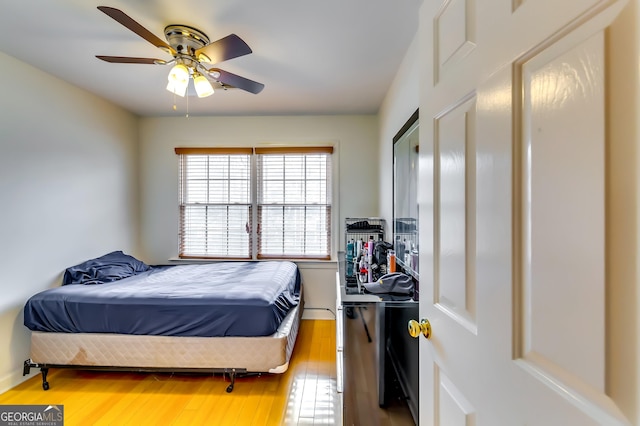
167 256 337 269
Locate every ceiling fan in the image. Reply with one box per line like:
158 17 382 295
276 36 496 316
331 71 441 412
95 6 264 98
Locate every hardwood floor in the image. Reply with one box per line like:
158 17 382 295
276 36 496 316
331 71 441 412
1 317 415 425
342 306 415 426
0 320 337 425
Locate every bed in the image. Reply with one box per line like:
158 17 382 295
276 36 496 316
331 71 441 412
22 251 304 392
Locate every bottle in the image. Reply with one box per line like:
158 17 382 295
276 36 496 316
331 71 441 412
403 239 410 265
346 240 355 277
367 237 374 282
396 238 405 264
347 239 354 259
388 250 396 273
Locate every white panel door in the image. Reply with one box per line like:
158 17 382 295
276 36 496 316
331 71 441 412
418 0 632 424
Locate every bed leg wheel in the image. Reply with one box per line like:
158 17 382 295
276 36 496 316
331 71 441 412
226 369 236 393
41 368 49 391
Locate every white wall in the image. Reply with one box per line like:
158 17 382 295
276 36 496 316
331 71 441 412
138 115 379 317
378 34 420 234
0 52 140 392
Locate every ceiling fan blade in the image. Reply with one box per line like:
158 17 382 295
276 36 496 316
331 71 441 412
210 68 264 94
96 55 164 64
98 6 176 55
195 34 252 64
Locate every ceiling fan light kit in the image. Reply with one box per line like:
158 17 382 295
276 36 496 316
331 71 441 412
95 5 264 105
168 63 189 83
166 80 187 97
193 73 214 98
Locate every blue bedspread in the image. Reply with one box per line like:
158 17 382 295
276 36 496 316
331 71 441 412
24 261 301 337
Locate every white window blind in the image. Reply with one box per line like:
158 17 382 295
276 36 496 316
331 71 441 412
176 146 332 260
177 148 252 258
256 147 332 259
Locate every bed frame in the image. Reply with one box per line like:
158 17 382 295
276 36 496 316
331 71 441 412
23 296 303 393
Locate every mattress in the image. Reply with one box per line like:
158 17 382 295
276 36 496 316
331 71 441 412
24 261 301 337
29 300 303 373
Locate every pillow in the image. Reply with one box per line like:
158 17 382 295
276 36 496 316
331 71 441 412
62 251 151 285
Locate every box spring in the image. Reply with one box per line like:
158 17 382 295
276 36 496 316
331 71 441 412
29 301 302 375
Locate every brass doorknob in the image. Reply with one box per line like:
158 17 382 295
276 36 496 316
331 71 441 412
408 319 431 339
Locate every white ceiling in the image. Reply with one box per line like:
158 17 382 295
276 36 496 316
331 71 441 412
0 1 420 117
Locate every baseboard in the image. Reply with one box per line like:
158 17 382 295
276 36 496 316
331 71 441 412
302 308 336 320
0 366 36 394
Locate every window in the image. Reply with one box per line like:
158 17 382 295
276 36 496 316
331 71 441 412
256 148 332 259
176 146 332 260
177 148 252 258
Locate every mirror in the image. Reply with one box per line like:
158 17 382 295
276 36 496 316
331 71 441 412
393 109 419 279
